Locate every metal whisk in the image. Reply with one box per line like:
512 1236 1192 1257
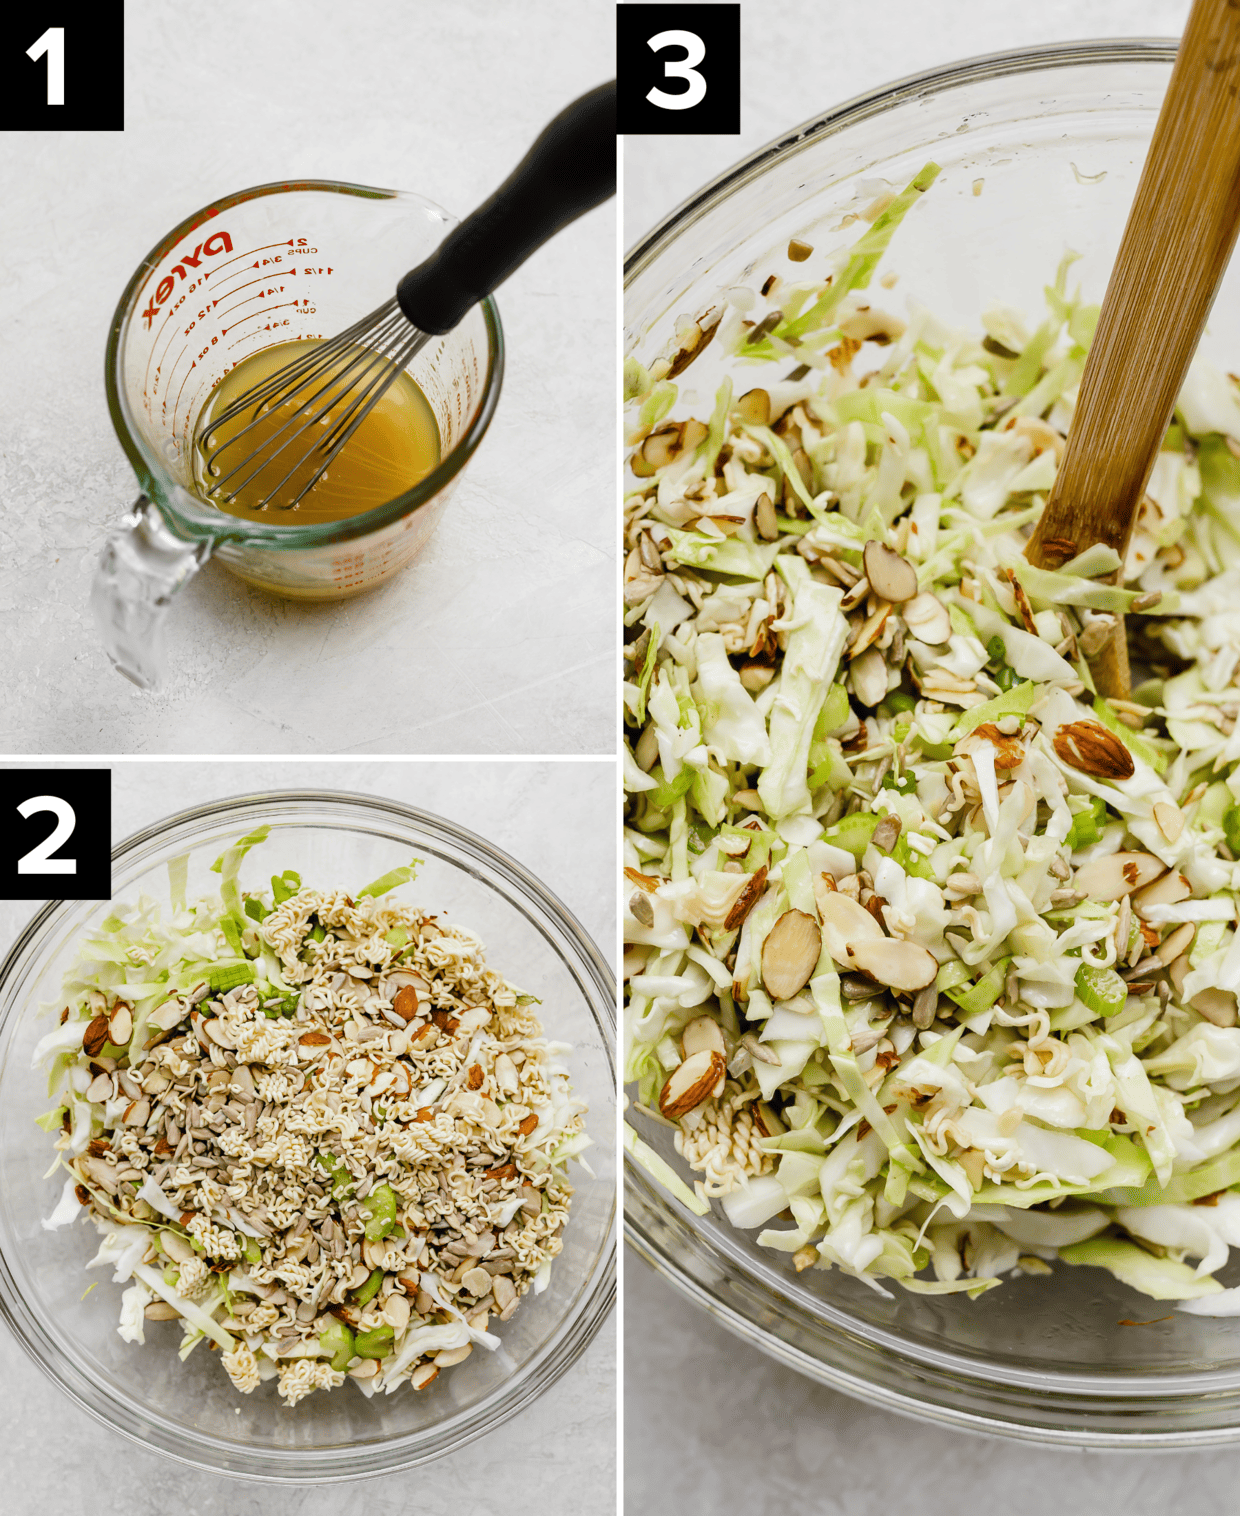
196 81 615 511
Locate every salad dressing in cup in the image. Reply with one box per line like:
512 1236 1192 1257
94 181 503 689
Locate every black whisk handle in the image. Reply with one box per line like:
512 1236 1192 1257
396 80 616 334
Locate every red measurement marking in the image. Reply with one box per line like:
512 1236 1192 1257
222 300 302 335
143 299 185 404
159 341 192 413
215 289 272 322
203 241 294 280
172 363 195 429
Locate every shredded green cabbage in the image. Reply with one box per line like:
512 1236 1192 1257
624 167 1240 1307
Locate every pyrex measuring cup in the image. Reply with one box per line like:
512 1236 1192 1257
96 180 504 689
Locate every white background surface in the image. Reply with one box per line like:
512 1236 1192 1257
622 2 1240 1513
0 0 616 756
0 759 615 1513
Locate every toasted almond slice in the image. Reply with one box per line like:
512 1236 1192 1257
681 418 709 453
1193 987 1238 1027
863 540 918 603
1053 721 1135 781
123 1098 150 1127
850 603 892 660
736 388 771 426
1152 802 1184 843
724 864 768 931
1073 852 1166 899
107 1003 132 1047
851 645 889 707
392 985 420 1021
1154 921 1196 967
754 491 779 541
761 910 822 1001
682 1016 726 1060
658 1049 727 1120
642 423 682 470
847 937 937 992
144 1301 181 1321
818 892 884 966
1132 871 1192 915
811 871 836 923
82 1015 109 1058
85 1073 114 1103
299 1031 332 1046
148 999 187 1032
902 591 950 645
411 1364 440 1390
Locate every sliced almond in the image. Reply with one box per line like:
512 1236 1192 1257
1052 721 1135 781
1073 852 1166 899
851 645 889 708
123 1099 150 1127
754 491 779 541
902 591 950 645
787 238 813 262
148 999 186 1033
723 864 768 931
761 910 822 1001
818 891 884 966
392 985 420 1021
349 1359 380 1379
863 540 918 603
847 937 937 993
434 1344 472 1368
411 1364 440 1390
1152 802 1184 843
658 1049 727 1120
736 388 771 426
681 418 708 453
144 1301 181 1321
740 664 775 691
85 1072 114 1103
298 1031 332 1046
850 603 892 660
1132 871 1192 915
682 1016 726 1060
641 423 682 470
811 871 836 923
1193 987 1238 1028
82 1015 109 1058
1154 921 1195 967
107 1003 132 1047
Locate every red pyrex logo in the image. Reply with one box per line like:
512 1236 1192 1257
141 231 233 328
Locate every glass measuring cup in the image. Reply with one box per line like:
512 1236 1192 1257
95 181 504 689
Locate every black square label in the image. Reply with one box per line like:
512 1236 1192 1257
617 3 740 135
0 3 125 132
0 769 111 900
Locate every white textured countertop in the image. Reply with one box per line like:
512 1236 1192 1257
0 0 615 756
622 0 1240 1510
0 759 615 1510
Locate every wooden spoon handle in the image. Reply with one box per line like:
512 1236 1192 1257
1026 0 1240 571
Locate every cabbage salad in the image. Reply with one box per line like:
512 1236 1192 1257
623 162 1240 1307
35 828 587 1402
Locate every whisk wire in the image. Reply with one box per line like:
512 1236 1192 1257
195 298 427 510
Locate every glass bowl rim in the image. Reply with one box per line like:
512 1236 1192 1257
619 34 1240 1451
0 788 615 1481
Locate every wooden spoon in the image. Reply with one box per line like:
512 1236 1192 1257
1024 0 1240 696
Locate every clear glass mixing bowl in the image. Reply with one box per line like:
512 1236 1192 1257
624 39 1240 1448
0 792 614 1480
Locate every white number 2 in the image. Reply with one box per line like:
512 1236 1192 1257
17 796 77 875
27 26 65 107
646 29 707 112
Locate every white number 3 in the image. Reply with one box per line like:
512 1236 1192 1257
17 796 77 875
646 29 707 112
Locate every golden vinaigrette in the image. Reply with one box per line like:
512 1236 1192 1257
195 339 440 525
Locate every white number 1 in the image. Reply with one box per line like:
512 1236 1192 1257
646 29 707 112
27 26 65 107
